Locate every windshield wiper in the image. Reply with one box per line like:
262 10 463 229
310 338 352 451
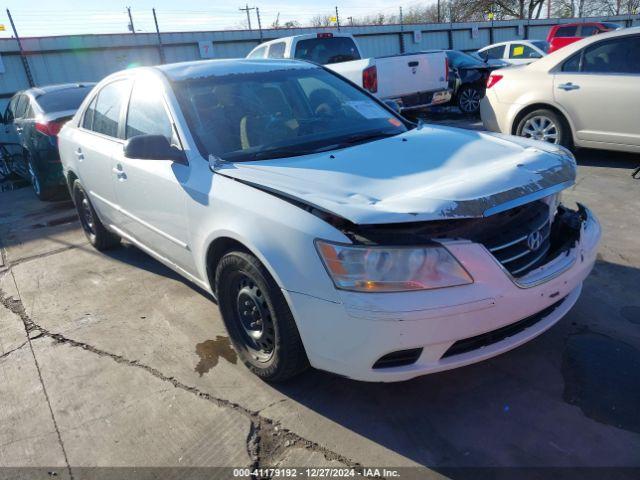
227 131 401 162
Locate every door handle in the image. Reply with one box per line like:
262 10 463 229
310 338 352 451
558 82 580 91
74 148 84 160
112 165 127 181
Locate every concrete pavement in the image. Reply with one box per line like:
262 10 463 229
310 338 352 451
1 131 639 478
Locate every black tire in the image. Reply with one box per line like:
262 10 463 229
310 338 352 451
72 180 121 251
215 251 309 382
457 85 482 115
516 109 572 148
25 151 56 201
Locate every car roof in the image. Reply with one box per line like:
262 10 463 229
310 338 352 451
154 58 319 82
25 83 96 98
528 26 640 70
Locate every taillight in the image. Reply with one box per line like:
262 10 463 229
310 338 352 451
362 65 378 93
486 74 503 89
317 33 333 38
445 57 449 82
35 121 64 137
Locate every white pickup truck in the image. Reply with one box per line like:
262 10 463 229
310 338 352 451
246 33 451 112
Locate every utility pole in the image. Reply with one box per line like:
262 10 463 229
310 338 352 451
6 9 34 87
335 6 341 31
347 16 354 26
547 0 551 18
127 6 135 34
437 0 441 22
152 8 165 64
255 7 263 41
239 4 255 30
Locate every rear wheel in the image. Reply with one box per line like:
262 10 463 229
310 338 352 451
25 151 57 200
516 109 571 148
72 180 120 251
457 86 482 115
215 251 309 382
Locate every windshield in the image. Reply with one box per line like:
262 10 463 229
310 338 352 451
530 40 550 53
172 67 406 162
36 87 93 113
446 50 486 68
294 37 361 65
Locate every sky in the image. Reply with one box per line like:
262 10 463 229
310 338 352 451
1 0 434 38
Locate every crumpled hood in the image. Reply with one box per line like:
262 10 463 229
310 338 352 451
215 125 576 224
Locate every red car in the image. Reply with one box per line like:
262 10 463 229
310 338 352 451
546 22 622 53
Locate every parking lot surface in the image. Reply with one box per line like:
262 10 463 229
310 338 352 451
1 116 639 478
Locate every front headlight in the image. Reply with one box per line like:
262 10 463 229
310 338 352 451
315 240 473 293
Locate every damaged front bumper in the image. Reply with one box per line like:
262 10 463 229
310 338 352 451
284 205 600 382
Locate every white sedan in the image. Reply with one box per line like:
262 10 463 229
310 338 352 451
477 39 548 66
58 58 600 382
481 27 640 153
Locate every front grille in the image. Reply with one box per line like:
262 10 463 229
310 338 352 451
441 297 566 359
481 201 552 277
372 348 423 369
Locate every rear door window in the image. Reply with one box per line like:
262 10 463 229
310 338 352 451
267 42 286 59
14 95 29 119
555 25 578 37
91 80 131 138
247 45 267 58
82 95 98 130
482 45 506 60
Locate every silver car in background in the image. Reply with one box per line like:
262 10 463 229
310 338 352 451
481 27 640 153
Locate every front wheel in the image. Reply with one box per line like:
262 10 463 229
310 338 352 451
72 180 121 251
215 251 309 382
516 109 571 147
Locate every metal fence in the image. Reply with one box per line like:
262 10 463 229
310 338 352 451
0 13 638 112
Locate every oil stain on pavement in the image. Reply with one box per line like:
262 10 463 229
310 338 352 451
562 330 640 433
195 336 238 376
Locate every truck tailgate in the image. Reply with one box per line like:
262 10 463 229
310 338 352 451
375 52 447 99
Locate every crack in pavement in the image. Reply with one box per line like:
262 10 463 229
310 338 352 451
0 287 364 474
0 340 29 360
2 273 74 480
2 243 85 269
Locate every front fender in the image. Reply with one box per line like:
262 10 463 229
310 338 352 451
189 173 348 304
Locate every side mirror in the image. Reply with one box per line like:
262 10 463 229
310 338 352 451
123 134 186 163
383 99 401 114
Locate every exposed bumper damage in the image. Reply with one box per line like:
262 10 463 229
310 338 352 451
285 205 600 381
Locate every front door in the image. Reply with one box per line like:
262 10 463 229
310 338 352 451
554 34 640 147
112 77 194 274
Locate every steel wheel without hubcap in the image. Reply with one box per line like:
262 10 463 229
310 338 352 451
233 273 275 362
458 87 481 114
78 194 96 237
521 115 559 144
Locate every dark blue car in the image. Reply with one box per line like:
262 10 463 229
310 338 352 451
2 83 95 199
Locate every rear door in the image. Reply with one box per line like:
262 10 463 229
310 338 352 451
113 75 193 273
73 79 132 225
2 95 23 145
480 45 506 66
554 34 640 147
